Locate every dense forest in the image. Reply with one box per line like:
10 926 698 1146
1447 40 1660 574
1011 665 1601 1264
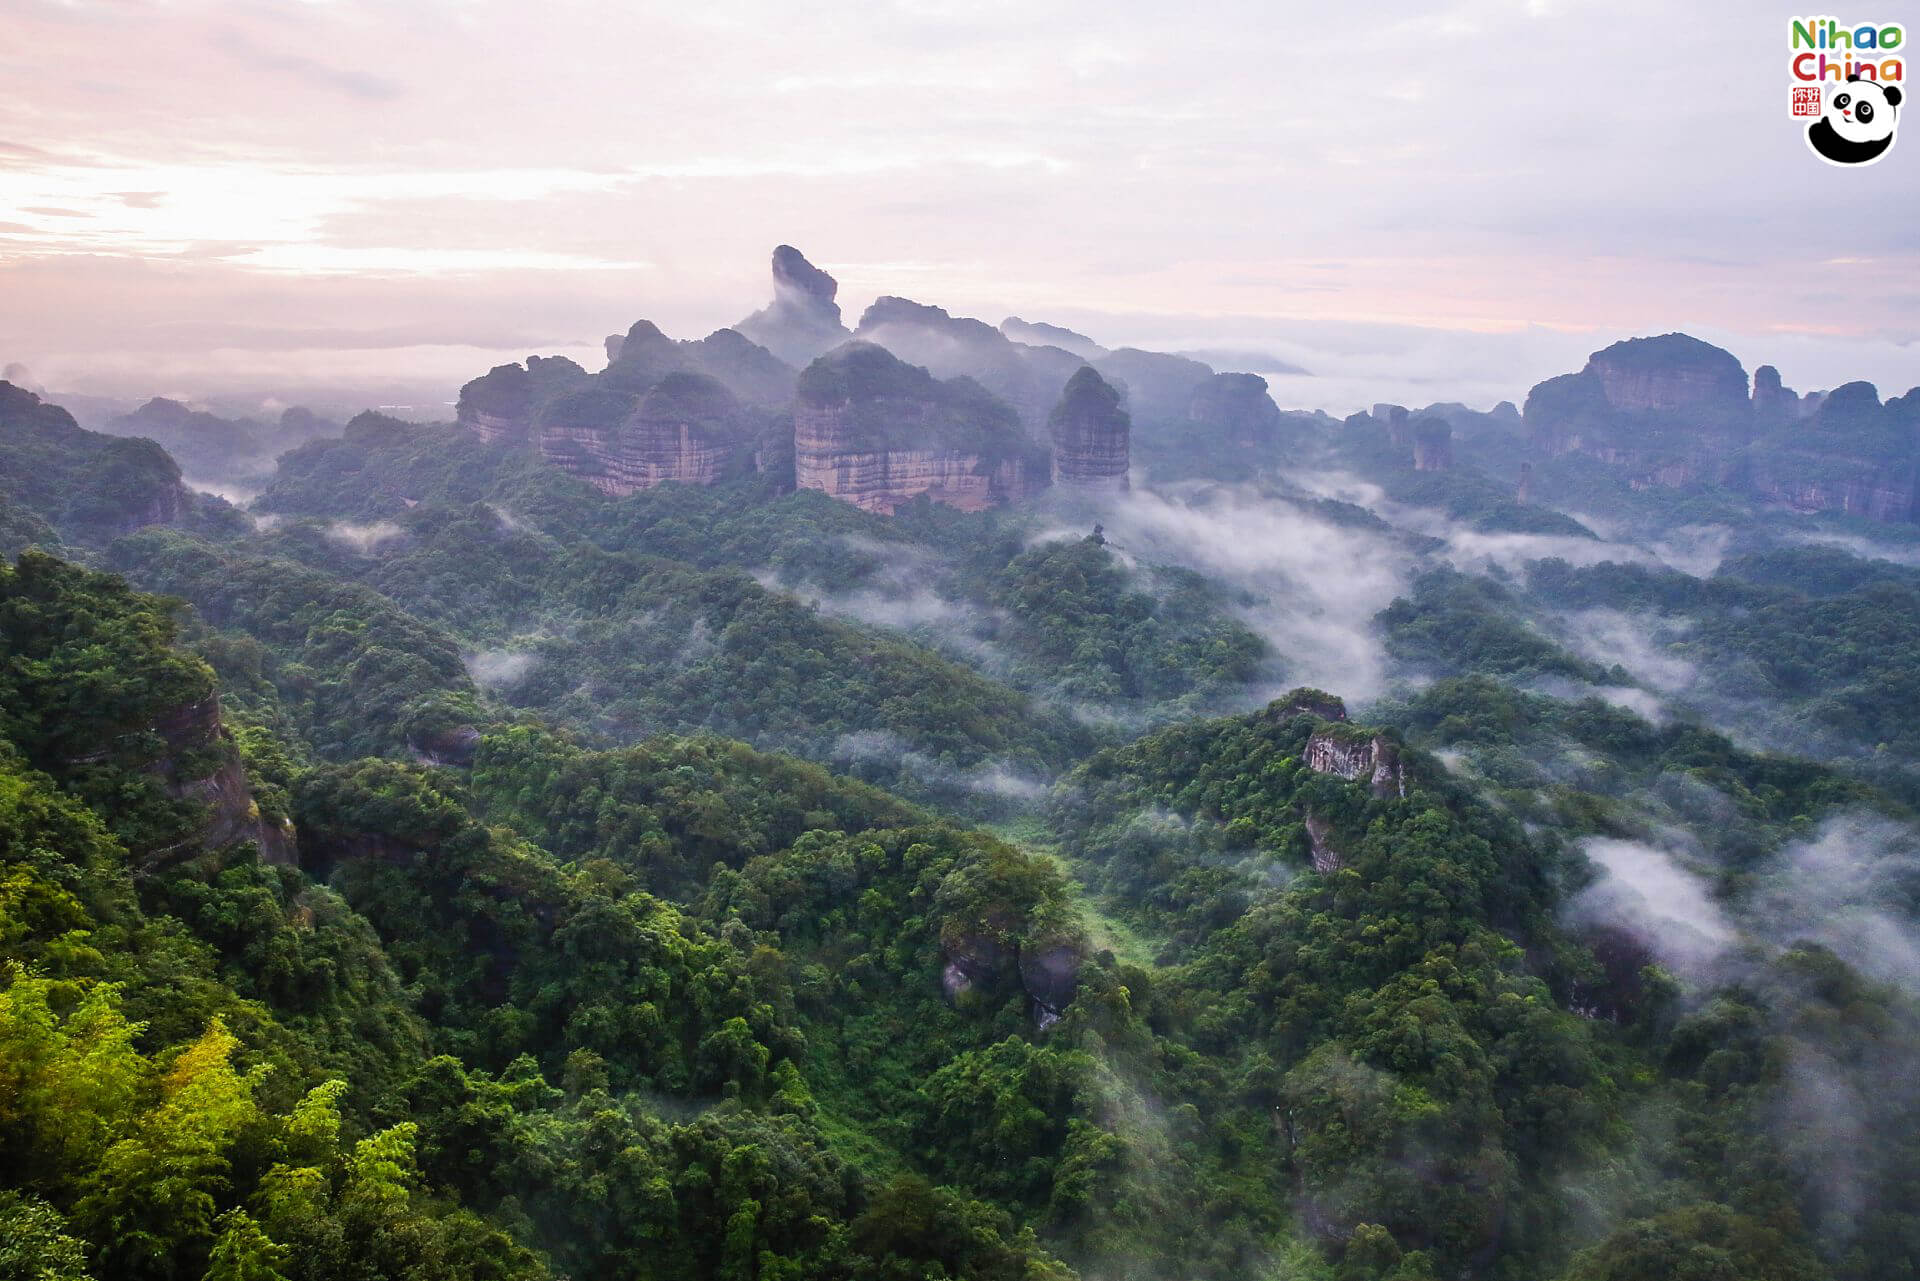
4 312 1920 1281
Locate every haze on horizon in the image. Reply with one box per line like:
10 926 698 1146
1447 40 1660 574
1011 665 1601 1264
3 0 1916 416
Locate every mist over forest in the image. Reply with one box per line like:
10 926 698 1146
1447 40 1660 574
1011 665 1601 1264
6 3 1920 1279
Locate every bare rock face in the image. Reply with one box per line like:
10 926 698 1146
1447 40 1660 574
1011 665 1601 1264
793 342 1047 514
1048 366 1130 491
540 372 751 495
1585 334 1749 414
1749 381 1919 521
1188 372 1283 447
734 245 852 367
457 356 588 444
1019 940 1083 1028
1752 363 1801 423
1304 728 1406 799
938 929 1082 1028
1304 812 1342 873
151 693 296 865
1412 419 1454 471
1524 333 1753 488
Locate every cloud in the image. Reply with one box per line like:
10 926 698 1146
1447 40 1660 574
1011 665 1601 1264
214 28 404 101
1078 483 1412 704
830 730 1047 801
466 649 539 689
1554 609 1697 694
322 520 404 554
1571 837 1734 977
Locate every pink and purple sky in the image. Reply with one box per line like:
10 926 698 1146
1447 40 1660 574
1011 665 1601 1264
3 0 1915 415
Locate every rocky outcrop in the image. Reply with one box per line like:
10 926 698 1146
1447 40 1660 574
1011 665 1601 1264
540 372 752 495
151 694 295 865
1187 373 1283 448
1586 333 1749 414
412 723 482 766
1304 813 1342 873
857 296 1087 428
1413 419 1453 471
940 929 1082 1027
1048 367 1130 491
1752 364 1802 423
793 342 1047 514
457 356 589 444
602 320 796 407
1304 728 1406 799
0 382 192 540
1524 334 1753 489
1526 333 1920 524
1749 381 1919 521
1268 688 1349 723
734 245 852 367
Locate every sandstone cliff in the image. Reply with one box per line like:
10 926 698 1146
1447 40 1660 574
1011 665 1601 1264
1412 419 1454 472
150 693 296 864
1748 381 1920 521
456 355 589 444
734 245 852 367
793 342 1048 514
1304 726 1407 799
1187 372 1283 448
539 372 754 495
1048 366 1131 491
1524 333 1920 523
1524 334 1753 488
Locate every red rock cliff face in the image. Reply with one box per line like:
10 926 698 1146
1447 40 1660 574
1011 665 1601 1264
1524 334 1754 489
539 373 752 496
149 694 295 865
792 342 1047 514
792 406 1039 514
1049 367 1130 491
1586 343 1749 413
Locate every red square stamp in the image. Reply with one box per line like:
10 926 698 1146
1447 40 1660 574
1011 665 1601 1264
1792 85 1822 117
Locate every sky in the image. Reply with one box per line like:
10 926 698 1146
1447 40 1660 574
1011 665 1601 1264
2 0 1916 415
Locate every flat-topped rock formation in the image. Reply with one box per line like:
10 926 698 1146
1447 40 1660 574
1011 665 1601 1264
1048 366 1131 491
793 342 1047 514
1523 332 1920 522
1186 372 1283 448
457 356 588 444
538 372 754 495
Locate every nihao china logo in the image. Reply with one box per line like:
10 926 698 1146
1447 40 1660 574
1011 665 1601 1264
1790 16 1907 165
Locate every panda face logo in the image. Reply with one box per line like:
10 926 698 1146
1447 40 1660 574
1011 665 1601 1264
1808 76 1902 166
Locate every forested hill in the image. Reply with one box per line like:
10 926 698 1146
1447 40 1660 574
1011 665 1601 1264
5 369 1920 1281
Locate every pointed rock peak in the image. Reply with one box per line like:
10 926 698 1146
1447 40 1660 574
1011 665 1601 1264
771 245 839 307
736 245 850 366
